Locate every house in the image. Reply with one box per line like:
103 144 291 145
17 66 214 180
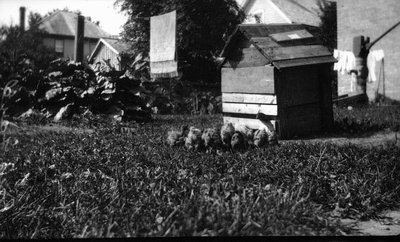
220 24 336 139
337 0 400 102
37 10 110 60
236 0 321 27
88 38 130 71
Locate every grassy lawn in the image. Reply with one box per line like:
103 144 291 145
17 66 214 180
0 106 400 237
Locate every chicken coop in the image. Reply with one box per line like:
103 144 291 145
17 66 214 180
219 24 337 139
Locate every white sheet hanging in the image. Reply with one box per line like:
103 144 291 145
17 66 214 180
367 49 384 82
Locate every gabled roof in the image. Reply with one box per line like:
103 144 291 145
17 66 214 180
38 11 110 39
88 38 130 62
220 24 336 69
271 0 321 27
239 0 321 27
103 38 130 53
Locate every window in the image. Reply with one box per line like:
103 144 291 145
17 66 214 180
55 39 64 53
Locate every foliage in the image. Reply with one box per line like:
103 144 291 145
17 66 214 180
316 0 337 52
116 0 245 84
144 79 222 115
32 57 152 122
44 8 82 19
1 114 400 237
316 0 337 97
0 23 58 73
0 11 154 123
0 80 19 149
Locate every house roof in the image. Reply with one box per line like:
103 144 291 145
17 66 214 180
240 0 321 27
271 0 321 27
103 38 130 53
38 11 110 39
88 38 130 62
220 24 336 69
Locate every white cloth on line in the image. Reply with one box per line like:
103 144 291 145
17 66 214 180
333 49 356 74
150 10 178 78
367 49 384 82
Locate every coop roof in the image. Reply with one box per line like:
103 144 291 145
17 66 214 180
220 24 336 69
38 10 110 39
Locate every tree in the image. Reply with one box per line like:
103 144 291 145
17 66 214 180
316 0 337 97
0 11 58 89
317 0 337 51
115 0 245 84
44 7 82 18
28 12 43 29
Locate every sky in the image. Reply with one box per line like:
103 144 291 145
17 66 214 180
0 0 128 35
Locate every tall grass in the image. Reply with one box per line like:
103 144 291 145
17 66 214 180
1 113 399 237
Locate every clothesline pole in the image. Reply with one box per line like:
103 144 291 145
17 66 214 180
353 36 369 96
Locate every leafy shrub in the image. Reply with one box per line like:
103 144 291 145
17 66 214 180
1 54 153 123
145 79 222 115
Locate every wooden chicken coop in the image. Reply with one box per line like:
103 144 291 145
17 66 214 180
220 24 337 139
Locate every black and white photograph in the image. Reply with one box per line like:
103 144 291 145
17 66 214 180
0 0 399 238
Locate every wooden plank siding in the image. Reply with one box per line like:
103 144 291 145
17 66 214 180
222 93 277 104
277 65 320 107
279 103 322 138
274 66 323 139
221 66 275 94
92 44 121 70
223 103 277 115
318 63 334 131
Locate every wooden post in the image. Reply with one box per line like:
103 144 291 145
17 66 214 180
353 36 369 96
19 7 25 32
74 14 85 62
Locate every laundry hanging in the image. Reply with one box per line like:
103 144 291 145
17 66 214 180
333 49 356 74
150 10 178 78
367 49 384 82
366 49 385 103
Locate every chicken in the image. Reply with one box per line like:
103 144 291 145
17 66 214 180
231 131 246 152
185 126 204 151
253 128 268 148
202 127 222 152
220 122 235 149
167 125 189 147
234 124 255 148
267 129 279 146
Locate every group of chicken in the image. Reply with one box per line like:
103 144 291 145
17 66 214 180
167 122 278 152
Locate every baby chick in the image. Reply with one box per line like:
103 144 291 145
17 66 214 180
231 131 246 152
253 128 268 148
202 127 222 152
185 126 204 151
167 125 189 147
221 122 235 149
267 129 279 146
234 124 255 148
